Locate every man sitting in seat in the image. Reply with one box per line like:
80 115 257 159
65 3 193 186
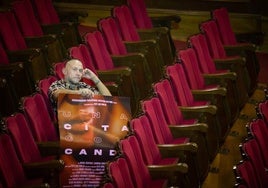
48 58 112 109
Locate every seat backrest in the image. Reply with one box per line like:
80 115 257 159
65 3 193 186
108 157 135 188
53 61 65 79
131 115 163 165
38 75 58 122
199 20 227 59
141 97 175 144
153 79 188 125
127 0 153 29
22 93 58 142
165 63 195 106
0 41 10 65
241 138 268 187
248 118 268 168
96 17 128 55
12 0 44 37
234 159 260 188
212 7 237 45
83 31 115 70
0 11 28 51
0 134 29 187
112 5 141 42
119 135 157 188
178 48 206 90
31 0 60 24
5 113 44 163
189 33 217 74
257 100 268 125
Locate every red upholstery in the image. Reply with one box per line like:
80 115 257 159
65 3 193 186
31 0 60 24
38 75 58 122
107 157 135 188
212 7 237 45
5 113 55 163
111 5 174 66
141 97 209 180
240 138 268 187
97 16 162 82
95 16 153 97
53 61 65 80
120 136 168 188
166 64 209 107
126 0 187 51
84 31 140 108
179 48 232 141
112 6 141 42
131 116 179 165
131 115 196 187
127 0 153 29
179 48 218 90
152 79 218 161
257 100 268 125
200 20 257 94
189 33 246 113
0 11 28 51
22 93 59 142
189 34 228 74
0 134 47 187
247 118 268 168
84 31 117 70
234 159 260 188
12 0 44 37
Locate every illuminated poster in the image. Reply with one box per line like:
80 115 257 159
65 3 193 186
57 94 131 187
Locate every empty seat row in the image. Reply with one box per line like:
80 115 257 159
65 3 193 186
233 96 268 187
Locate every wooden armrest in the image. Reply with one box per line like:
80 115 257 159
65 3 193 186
179 105 217 115
150 15 181 29
24 35 58 48
169 123 208 135
37 141 60 156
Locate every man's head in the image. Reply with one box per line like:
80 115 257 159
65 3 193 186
63 59 84 84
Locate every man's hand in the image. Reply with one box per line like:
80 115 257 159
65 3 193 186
79 88 95 98
83 68 100 84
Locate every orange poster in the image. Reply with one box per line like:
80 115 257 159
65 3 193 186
57 94 131 187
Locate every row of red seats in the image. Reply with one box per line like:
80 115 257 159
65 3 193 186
233 92 268 187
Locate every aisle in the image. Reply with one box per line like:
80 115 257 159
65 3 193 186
201 83 267 188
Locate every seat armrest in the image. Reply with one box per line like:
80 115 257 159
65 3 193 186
150 15 181 29
7 49 41 62
169 123 208 135
158 142 198 154
24 35 58 48
96 70 123 84
179 105 217 115
37 141 60 156
203 72 237 81
111 53 151 77
23 159 64 172
235 32 265 46
148 162 188 181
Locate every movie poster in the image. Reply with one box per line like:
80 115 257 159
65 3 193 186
57 94 131 187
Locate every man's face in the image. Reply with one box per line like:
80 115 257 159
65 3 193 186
64 60 84 84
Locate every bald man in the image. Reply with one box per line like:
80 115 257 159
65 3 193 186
48 59 112 108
